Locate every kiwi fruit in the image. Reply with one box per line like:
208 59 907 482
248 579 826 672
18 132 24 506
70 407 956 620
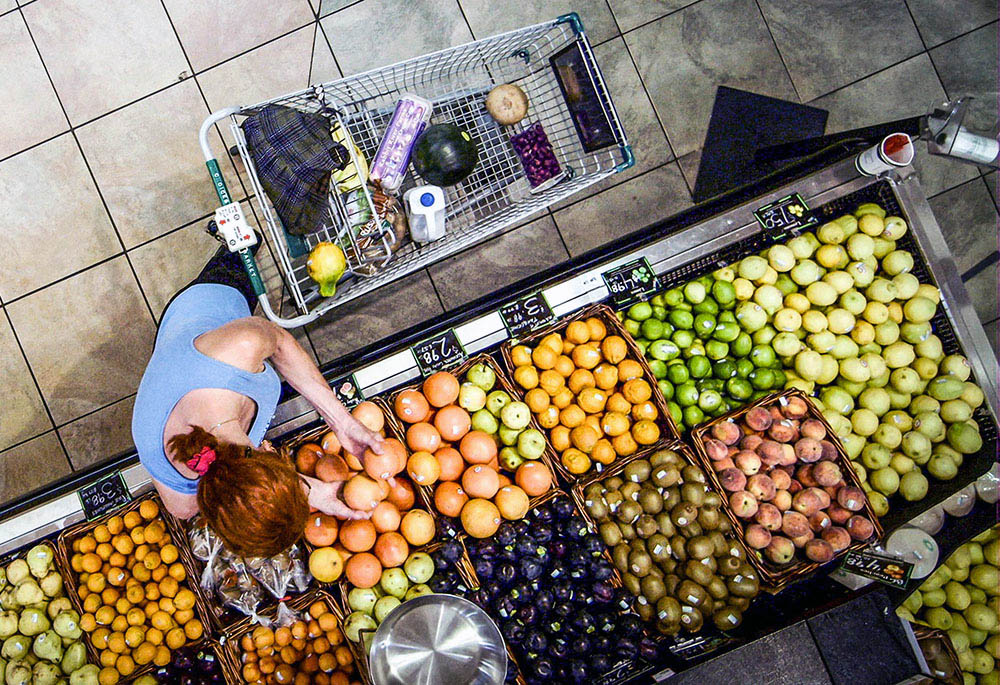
687 535 714 560
717 517 733 534
727 541 747 560
656 595 682 624
641 575 667 603
629 549 653 577
727 571 760 598
649 450 673 467
682 465 708 484
680 482 706 506
623 572 641 596
713 607 743 631
635 515 659 538
670 536 688 562
584 483 604 500
679 522 703 539
697 507 720 531
706 576 729 601
620 481 641 502
638 488 664 514
685 560 713 586
599 522 622 547
718 556 742 576
678 580 709 608
663 574 682 596
661 558 678 574
655 513 676 537
617 500 642 524
652 466 681 488
663 486 681 511
647 534 671 563
636 600 656 622
625 460 652 482
708 531 728 557
680 605 704 633
612 543 630 571
729 596 752 611
671 502 698 527
699 554 717 574
604 490 623 510
605 476 624 491
587 498 609 521
704 491 723 509
618 523 636 541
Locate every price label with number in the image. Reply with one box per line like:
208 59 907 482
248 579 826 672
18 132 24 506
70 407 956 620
840 550 913 588
602 257 660 309
412 329 466 376
78 471 132 521
753 192 817 239
500 292 554 339
330 373 362 409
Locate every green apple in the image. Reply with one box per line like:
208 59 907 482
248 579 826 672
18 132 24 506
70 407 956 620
499 447 524 471
458 383 487 412
517 428 546 460
374 596 401 623
500 401 531 430
405 584 433 601
498 424 521 446
485 390 511 416
466 363 496 391
471 409 499 435
403 552 434 584
380 568 410 599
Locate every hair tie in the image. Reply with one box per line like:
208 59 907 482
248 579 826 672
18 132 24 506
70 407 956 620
187 446 217 475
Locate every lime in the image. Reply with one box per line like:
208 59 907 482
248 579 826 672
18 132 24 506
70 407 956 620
660 321 675 337
749 345 776 368
667 364 690 385
641 318 664 340
712 321 740 342
667 401 683 427
752 325 776 346
624 318 641 337
651 305 667 321
663 288 683 307
682 405 705 427
688 355 711 379
692 314 715 338
628 302 653 321
698 390 723 412
749 368 774 390
648 339 680 361
635 340 648 356
675 382 699 407
648 359 667 379
705 340 729 360
684 281 706 304
651 294 665 308
712 359 737 379
683 341 706 358
750 390 769 402
731 332 752 358
672 329 695 348
735 358 754 378
771 369 787 388
658 379 674 401
668 309 694 329
718 310 736 323
726 377 753 400
712 280 736 305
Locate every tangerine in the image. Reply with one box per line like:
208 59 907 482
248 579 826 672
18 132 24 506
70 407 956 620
511 345 532 367
515 462 552 496
565 320 591 344
612 431 639 457
539 369 565 395
371 501 401 533
559 405 586 428
561 448 592 475
606 392 632 415
536 405 560 429
591 439 616 465
550 425 571 452
340 520 377 553
344 553 381 588
373 532 409 568
571 343 601 369
601 411 630 437
632 419 661 445
406 451 441 486
351 402 385 433
554 355 576 378
577 387 608 414
524 388 550 413
593 363 619 390
513 365 539 390
400 510 435 545
568 368 596 394
617 359 644 381
570 425 600 453
601 336 628 364
434 447 464 481
531 345 557 370
461 465 500 499
460 499 502 538
495 485 530 520
632 401 659 421
622 378 652 404
585 317 607 340
539 333 563 354
551 386 574 409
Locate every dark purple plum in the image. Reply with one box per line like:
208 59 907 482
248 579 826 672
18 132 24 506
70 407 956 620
503 619 525 645
495 524 517 546
525 632 548 653
571 636 591 655
553 498 575 518
591 654 612 673
495 562 517 585
549 636 571 659
474 558 494 580
616 637 638 659
591 581 615 603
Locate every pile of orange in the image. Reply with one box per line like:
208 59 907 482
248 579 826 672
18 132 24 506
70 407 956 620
298 402 434 589
392 369 552 539
510 316 663 476
237 599 359 685
67 499 203 682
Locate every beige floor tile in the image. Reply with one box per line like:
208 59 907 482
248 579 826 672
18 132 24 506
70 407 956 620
0 134 121 300
163 0 314 72
311 25 342 85
76 80 239 248
59 395 135 470
0 13 67 160
320 0 472 76
0 312 52 451
23 0 188 124
0 432 70 502
459 0 620 45
129 223 223 321
6 257 155 424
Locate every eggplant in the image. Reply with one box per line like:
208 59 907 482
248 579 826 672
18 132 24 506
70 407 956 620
495 563 517 586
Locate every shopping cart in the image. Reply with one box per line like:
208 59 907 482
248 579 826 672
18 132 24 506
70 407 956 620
199 13 631 327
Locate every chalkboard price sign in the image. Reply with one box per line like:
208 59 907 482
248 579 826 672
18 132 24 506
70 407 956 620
602 257 659 309
753 192 817 240
500 292 554 339
412 329 466 376
78 471 132 521
330 374 362 409
840 550 913 589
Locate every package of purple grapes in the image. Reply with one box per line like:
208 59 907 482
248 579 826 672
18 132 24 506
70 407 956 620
511 123 564 190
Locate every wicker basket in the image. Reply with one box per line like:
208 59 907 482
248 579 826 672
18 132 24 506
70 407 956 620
498 303 681 484
220 588 368 685
912 624 963 685
690 388 885 593
55 491 213 679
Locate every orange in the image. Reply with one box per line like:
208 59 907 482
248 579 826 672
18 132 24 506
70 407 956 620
539 369 565 396
622 378 652 404
423 371 460 408
117 654 136 677
160 544 179 565
532 345 557 370
406 451 441 486
91 628 110 649
585 317 607 341
106 516 124 535
400 510 434 546
122 511 142 530
551 387 574 409
568 369 596 394
577 387 608 414
511 345 532 367
601 336 628 364
540 333 563 354
174 589 196 611
565 320 591 344
537 405 560 429
606 392 632 414
94 524 111 543
571 343 601 369
561 448 592 475
525 388 550 413
107 566 126 587
591 439 616 465
632 419 661 445
495 485 530 520
515 462 552 496
434 481 469 517
562 340 577 355
584 414 602 435
82 553 101 573
344 553 381 589
550 425 571 452
407 422 442 453
462 465 500 499
435 447 465 482
459 431 497 464
554 355 575 378
513 365 539 390
632 401 659 421
460 499 502 538
124 625 145 648
165 627 186 649
96 542 113 559
154 645 170 667
434 405 471 442
107 631 127 654
601 411 630 437
559 405 586 428
618 359 644 381
570 425 600 453
612 431 639 457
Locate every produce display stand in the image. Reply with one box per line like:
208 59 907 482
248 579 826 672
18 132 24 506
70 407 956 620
1 136 997 684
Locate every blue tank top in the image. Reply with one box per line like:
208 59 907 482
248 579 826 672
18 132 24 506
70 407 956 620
132 284 282 496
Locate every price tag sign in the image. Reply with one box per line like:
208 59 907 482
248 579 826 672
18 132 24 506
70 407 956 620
668 633 737 660
840 550 914 589
330 373 362 409
753 192 817 240
594 657 656 685
500 291 554 339
602 257 659 309
412 329 466 376
78 471 132 521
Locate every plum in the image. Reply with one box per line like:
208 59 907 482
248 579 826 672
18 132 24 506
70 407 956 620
836 486 866 512
741 434 764 452
765 536 795 564
719 468 747 492
769 420 799 444
827 502 852 525
772 490 792 511
781 511 810 538
792 489 824 517
781 396 809 418
795 438 823 463
745 524 772 549
755 503 783 531
747 474 776 501
808 511 832 533
770 469 792 491
805 539 835 563
729 491 759 518
813 461 842 487
745 407 773 432
705 439 730 461
800 419 827 441
847 515 875 541
735 451 762 476
822 526 852 552
711 422 742 446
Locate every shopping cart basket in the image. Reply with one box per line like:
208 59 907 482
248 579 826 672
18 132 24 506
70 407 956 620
199 13 631 327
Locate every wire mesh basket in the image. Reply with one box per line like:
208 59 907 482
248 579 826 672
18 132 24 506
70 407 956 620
200 13 630 326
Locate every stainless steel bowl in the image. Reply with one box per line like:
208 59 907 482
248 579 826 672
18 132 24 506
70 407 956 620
368 594 508 685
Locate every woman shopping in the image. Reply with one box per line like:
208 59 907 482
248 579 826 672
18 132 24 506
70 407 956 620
132 239 383 558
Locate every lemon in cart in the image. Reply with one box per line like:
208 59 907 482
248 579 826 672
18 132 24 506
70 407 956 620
307 242 347 297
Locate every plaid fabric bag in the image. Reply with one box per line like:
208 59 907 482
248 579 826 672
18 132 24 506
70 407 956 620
242 104 350 236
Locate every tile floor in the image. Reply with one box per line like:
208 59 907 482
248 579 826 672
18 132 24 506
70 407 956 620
0 0 996 502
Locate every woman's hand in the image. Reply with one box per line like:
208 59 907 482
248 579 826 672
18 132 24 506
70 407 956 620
330 414 384 461
308 479 373 520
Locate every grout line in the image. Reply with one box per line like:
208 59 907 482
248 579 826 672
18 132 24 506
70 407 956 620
317 0 367 21
453 0 477 40
423 266 452 314
552 160 675 216
612 0 703 38
752 0 801 102
52 393 137 430
900 0 952 105
548 207 573 257
316 18 346 83
307 22 318 85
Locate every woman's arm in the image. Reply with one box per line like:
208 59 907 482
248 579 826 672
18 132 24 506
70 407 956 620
153 480 200 520
301 474 372 520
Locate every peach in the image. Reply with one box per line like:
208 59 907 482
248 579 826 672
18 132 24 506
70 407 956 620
765 536 795 565
836 486 866 512
791 530 814 548
812 461 842 487
768 420 799 443
810 487 831 509
741 434 764 452
772 490 792 511
719 468 748 492
770 469 792 491
747 474 776 501
745 407 773 432
794 438 823 463
745 524 772 549
705 439 730 461
779 444 798 466
827 502 852 525
808 511 832 533
788 479 803 495
712 457 736 472
805 539 835 563
781 396 809 419
769 406 785 422
792 489 824 517
729 491 759 518
800 419 827 441
754 503 783 531
819 440 838 461
756 441 783 466
735 451 762 476
796 464 818 488
711 421 742 446
822 485 840 500
781 511 810 538
847 515 875 541
822 527 852 552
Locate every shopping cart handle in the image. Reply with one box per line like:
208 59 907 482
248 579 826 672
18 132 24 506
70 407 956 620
199 107 241 162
